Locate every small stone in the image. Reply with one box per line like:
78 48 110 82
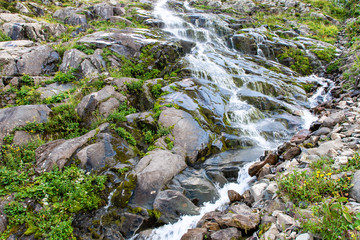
180 228 208 240
203 222 220 231
331 133 342 140
350 171 360 202
228 190 242 203
282 146 301 160
296 233 313 240
250 182 268 202
275 212 296 228
262 223 279 240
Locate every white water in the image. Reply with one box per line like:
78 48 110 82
135 1 331 239
148 164 254 240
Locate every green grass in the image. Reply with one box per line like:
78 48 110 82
0 140 106 239
278 153 360 239
278 47 313 75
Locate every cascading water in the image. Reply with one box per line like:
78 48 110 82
133 1 332 239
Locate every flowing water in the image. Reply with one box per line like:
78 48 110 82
133 1 332 239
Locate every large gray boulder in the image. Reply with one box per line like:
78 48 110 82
54 7 87 26
92 3 114 20
0 105 51 143
59 49 86 72
75 133 135 171
129 149 187 208
35 123 108 172
159 108 210 165
1 45 59 76
0 13 65 41
153 190 199 223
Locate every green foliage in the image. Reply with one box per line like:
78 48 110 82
327 59 341 73
125 79 145 93
151 83 163 99
277 158 353 204
52 69 77 83
0 30 11 42
20 75 35 86
144 130 154 144
103 47 162 81
0 138 106 239
112 125 136 146
165 137 174 150
17 103 86 140
311 47 337 62
73 43 95 55
106 103 136 122
15 86 41 105
306 21 339 44
301 83 314 93
278 48 312 75
0 0 19 13
302 198 360 240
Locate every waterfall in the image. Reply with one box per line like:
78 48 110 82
133 1 332 239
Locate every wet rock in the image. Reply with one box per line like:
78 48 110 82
180 228 208 240
350 170 360 203
159 108 210 165
75 133 133 171
309 121 322 132
0 105 51 143
35 123 108 172
278 142 296 155
130 149 187 208
282 146 301 160
228 190 242 203
232 33 257 55
181 176 219 205
202 221 220 231
210 228 241 240
118 213 144 238
291 129 310 144
153 190 199 223
196 211 223 228
248 152 278 176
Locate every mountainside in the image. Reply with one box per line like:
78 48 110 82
0 0 360 239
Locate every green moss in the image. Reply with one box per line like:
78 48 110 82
278 47 312 75
311 47 337 62
111 174 137 208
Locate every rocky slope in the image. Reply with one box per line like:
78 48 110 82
0 0 359 239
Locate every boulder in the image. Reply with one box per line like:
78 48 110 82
0 105 51 143
306 139 344 156
37 83 74 99
311 127 331 136
322 111 345 127
210 228 241 240
181 176 219 205
119 213 144 238
35 123 108 172
153 190 199 223
129 149 187 208
248 152 278 176
350 170 360 203
180 228 208 240
76 85 126 122
228 190 242 203
159 108 210 165
53 7 87 26
92 3 114 20
291 129 310 144
282 146 301 160
250 182 268 202
13 130 38 146
216 211 260 231
59 49 86 72
1 45 59 76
